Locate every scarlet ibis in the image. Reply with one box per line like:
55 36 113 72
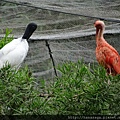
94 20 120 75
0 23 37 69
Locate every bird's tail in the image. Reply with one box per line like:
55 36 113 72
111 56 120 75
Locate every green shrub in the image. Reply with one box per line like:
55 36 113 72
0 28 13 49
46 61 120 115
0 65 36 115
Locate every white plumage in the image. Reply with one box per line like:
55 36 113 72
0 23 37 69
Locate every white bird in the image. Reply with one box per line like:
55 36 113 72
0 23 37 69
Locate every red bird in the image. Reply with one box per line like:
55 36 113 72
94 20 120 75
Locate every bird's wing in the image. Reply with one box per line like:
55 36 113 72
0 38 21 58
104 43 120 74
0 51 3 58
108 56 120 74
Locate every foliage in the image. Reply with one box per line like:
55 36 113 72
0 65 37 115
0 28 13 49
0 60 120 115
46 61 120 115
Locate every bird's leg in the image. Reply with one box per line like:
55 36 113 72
106 66 111 85
109 67 112 75
107 79 111 85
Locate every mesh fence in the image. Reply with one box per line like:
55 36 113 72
0 0 120 80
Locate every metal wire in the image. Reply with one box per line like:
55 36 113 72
45 40 58 77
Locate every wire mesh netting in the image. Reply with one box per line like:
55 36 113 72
0 0 120 80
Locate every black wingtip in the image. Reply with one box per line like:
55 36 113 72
22 22 37 40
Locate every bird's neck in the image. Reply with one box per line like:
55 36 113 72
21 38 26 41
96 27 105 46
96 27 104 40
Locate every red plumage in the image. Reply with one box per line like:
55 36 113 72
94 20 120 75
